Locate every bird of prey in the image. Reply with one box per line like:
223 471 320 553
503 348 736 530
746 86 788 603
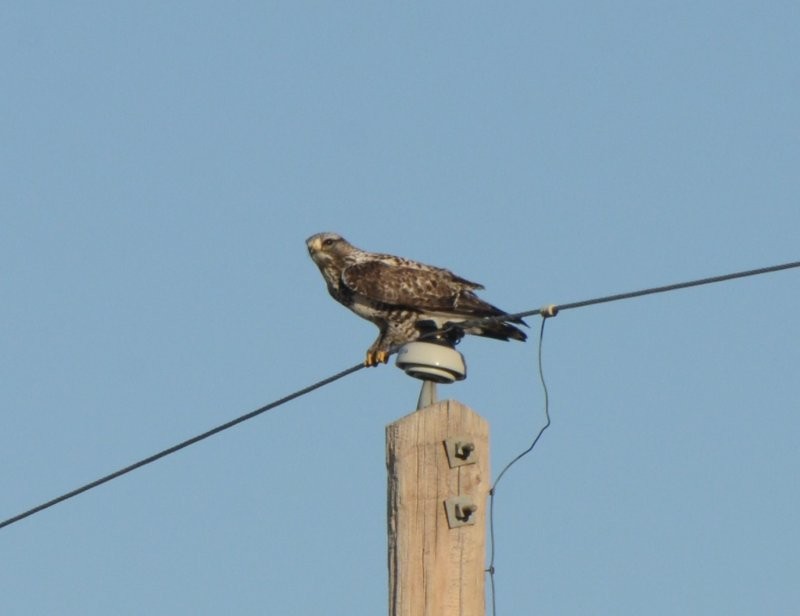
306 232 526 366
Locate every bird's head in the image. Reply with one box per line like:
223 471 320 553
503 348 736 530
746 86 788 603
306 232 355 268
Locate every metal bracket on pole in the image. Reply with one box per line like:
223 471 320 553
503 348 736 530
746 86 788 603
443 436 477 468
444 496 478 528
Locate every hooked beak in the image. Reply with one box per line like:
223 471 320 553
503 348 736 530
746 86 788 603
306 236 322 255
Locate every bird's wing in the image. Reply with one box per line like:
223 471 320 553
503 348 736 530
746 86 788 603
342 260 487 313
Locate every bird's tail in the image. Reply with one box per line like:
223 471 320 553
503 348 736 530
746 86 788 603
467 317 527 342
453 294 528 342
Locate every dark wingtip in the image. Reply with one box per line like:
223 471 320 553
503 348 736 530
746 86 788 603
506 324 528 342
474 321 527 342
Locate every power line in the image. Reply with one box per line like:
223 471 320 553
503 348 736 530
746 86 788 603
2 258 797 531
448 259 800 334
553 258 800 313
0 362 365 530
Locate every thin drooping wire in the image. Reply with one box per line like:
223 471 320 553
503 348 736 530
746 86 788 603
486 316 551 616
0 361 366 531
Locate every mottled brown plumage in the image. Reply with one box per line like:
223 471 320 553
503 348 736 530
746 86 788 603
306 232 526 366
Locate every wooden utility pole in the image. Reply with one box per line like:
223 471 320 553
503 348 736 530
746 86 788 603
386 399 489 616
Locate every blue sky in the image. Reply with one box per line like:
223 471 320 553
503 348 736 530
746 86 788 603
2 2 799 614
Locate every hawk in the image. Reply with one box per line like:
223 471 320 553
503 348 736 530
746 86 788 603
306 232 526 366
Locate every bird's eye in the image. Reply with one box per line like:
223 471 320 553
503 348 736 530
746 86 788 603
322 238 335 247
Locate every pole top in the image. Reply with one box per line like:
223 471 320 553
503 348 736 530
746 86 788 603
395 341 467 384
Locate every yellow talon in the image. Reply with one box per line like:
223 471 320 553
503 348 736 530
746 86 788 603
365 350 390 367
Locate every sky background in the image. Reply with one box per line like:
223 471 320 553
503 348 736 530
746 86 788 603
2 2 799 614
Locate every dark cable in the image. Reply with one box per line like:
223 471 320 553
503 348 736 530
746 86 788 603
555 259 800 312
449 259 800 334
0 362 366 530
486 316 551 616
4 259 797 531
